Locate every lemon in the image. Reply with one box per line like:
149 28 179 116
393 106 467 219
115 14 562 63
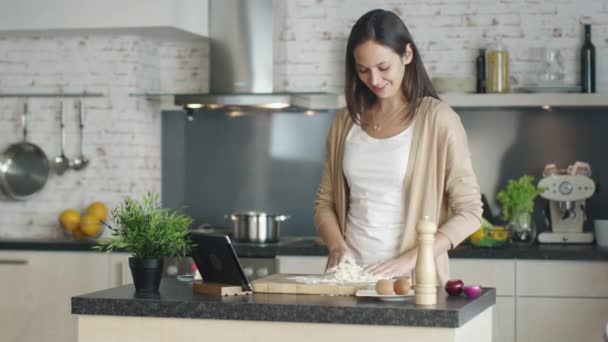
72 229 87 240
59 209 81 232
491 226 509 241
469 227 486 244
86 202 109 221
80 214 102 237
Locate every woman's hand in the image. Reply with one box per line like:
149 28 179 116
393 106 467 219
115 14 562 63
325 245 355 272
364 251 417 278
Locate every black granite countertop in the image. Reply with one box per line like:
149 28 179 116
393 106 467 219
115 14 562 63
231 237 328 257
448 243 608 260
0 239 97 251
2 238 608 261
72 278 496 328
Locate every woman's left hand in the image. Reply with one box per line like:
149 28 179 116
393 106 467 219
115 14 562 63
364 252 417 278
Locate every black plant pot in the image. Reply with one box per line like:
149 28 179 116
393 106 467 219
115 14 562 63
129 257 164 293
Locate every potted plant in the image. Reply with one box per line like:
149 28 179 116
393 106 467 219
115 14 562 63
496 175 544 244
94 192 192 293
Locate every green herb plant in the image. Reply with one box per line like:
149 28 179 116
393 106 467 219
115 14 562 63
94 192 192 259
496 175 544 222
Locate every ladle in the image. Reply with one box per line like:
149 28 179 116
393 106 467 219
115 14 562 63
53 101 71 175
72 100 89 171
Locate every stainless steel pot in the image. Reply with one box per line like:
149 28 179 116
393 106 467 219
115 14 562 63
227 211 289 243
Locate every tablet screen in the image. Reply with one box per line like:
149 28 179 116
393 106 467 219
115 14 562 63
189 233 252 291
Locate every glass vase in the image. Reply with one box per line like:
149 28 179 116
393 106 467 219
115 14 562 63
507 211 536 244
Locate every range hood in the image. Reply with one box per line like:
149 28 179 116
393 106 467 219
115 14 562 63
174 0 342 111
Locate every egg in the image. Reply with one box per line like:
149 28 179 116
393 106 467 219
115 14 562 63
393 277 411 295
375 279 394 295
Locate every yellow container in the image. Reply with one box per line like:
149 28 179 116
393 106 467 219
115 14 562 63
486 44 510 93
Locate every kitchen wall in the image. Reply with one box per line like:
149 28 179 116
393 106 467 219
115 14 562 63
162 109 335 234
273 0 607 92
162 106 608 236
162 0 608 235
0 33 208 239
2 0 607 239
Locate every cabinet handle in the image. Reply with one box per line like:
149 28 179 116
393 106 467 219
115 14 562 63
0 259 29 265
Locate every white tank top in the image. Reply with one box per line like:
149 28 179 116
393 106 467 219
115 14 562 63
343 123 414 266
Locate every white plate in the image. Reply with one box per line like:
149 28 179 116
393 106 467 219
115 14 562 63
355 289 414 302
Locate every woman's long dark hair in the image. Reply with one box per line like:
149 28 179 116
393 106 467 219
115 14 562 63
345 9 439 124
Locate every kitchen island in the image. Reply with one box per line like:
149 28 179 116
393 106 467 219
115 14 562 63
72 278 495 342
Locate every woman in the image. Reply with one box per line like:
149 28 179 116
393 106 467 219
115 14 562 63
313 9 482 286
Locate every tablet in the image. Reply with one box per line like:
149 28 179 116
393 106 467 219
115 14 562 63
189 233 252 291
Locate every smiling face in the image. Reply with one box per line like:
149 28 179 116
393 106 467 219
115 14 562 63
353 40 413 100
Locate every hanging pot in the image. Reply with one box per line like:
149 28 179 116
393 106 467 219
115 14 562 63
226 211 289 243
0 103 50 200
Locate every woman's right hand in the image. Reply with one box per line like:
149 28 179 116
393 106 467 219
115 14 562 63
325 245 355 272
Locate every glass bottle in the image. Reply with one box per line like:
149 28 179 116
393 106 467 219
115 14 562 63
476 49 486 93
581 24 595 93
507 211 536 244
486 43 510 93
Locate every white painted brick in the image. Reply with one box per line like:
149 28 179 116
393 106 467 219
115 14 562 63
274 0 608 93
1 0 606 237
0 33 207 239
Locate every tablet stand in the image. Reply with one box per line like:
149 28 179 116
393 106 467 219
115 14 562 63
192 281 252 296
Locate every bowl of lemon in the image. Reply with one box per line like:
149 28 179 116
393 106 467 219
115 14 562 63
469 217 510 248
59 202 109 241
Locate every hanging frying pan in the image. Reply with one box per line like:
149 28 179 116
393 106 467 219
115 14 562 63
0 103 50 200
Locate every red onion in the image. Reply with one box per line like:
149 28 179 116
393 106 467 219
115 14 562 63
445 279 464 296
463 285 483 299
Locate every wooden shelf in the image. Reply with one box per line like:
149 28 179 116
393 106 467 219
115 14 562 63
132 93 608 110
440 93 608 108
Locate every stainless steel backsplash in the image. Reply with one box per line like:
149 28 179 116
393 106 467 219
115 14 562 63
162 107 608 236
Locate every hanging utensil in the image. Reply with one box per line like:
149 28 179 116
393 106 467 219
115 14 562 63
0 102 50 200
53 101 71 175
72 100 89 170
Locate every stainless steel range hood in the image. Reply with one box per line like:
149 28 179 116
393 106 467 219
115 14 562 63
174 0 341 111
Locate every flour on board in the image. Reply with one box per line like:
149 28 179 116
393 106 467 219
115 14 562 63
288 259 385 284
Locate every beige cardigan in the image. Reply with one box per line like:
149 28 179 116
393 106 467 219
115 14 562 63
313 97 482 285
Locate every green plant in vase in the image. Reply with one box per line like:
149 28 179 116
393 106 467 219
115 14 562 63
496 175 544 244
94 192 192 293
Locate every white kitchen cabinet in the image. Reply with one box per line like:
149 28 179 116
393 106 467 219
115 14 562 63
0 251 36 342
108 253 133 287
516 297 608 342
451 259 516 342
277 256 327 274
516 260 608 342
494 297 515 342
516 260 608 297
451 259 515 296
0 251 109 342
0 0 208 38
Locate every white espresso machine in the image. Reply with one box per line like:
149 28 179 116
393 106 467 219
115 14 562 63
537 161 596 244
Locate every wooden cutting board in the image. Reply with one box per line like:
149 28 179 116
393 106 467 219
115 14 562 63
252 273 374 296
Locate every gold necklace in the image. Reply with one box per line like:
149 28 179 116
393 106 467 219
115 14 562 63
369 103 407 131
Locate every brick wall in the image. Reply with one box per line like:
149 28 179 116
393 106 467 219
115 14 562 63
0 34 207 239
1 0 605 238
274 0 608 92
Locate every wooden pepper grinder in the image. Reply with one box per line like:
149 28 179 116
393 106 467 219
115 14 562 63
415 215 437 305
